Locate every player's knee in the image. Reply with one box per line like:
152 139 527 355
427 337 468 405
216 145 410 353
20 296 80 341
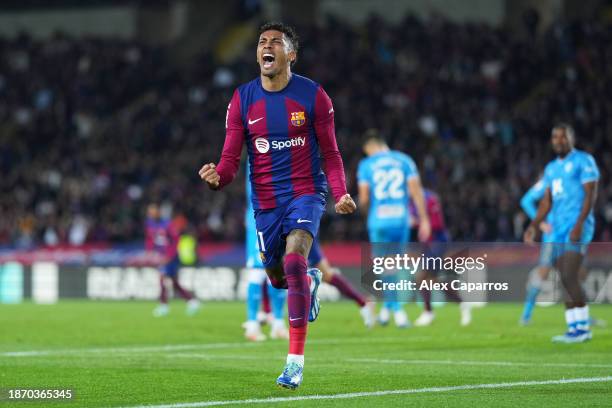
286 230 313 258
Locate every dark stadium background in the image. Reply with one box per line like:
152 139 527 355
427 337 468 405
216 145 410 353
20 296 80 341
1 5 612 407
0 0 610 249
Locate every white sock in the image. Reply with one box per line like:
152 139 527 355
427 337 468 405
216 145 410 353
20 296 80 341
565 308 577 332
575 306 590 331
287 354 304 366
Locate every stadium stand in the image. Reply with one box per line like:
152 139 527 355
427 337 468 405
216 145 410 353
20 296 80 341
1 14 610 246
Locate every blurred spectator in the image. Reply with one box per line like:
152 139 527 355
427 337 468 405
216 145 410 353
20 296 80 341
0 16 610 246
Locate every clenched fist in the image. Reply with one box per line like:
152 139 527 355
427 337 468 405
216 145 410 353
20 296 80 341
335 194 357 214
198 163 220 189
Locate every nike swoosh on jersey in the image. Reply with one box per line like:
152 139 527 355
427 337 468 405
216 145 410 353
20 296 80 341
289 316 301 321
297 219 312 223
248 117 263 125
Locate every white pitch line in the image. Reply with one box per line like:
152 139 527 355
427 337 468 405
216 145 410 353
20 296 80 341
0 337 410 358
349 358 612 369
0 343 260 358
4 341 611 371
167 353 273 361
165 355 612 369
117 376 612 408
0 335 503 358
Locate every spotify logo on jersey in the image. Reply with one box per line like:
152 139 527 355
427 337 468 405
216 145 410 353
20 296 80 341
254 138 270 153
254 136 306 154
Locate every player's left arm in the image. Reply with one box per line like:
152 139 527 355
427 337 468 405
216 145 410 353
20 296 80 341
144 227 154 251
404 155 430 241
570 181 597 241
313 86 355 214
408 177 431 242
199 89 244 189
570 155 600 242
163 224 179 263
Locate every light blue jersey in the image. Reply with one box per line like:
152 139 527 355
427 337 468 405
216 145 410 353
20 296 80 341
246 164 264 269
357 150 418 234
542 149 599 244
358 150 417 310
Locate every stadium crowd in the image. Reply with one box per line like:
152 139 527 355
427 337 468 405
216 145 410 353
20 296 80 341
1 14 611 246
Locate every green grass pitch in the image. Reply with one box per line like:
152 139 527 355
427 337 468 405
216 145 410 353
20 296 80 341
1 301 611 407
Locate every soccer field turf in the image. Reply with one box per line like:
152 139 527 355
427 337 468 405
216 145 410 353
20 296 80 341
1 301 611 407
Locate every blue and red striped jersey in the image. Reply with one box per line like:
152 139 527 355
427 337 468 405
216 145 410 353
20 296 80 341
145 218 178 259
215 74 347 210
409 189 447 233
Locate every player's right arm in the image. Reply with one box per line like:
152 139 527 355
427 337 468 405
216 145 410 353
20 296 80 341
524 187 551 244
520 179 551 234
199 90 244 189
519 192 537 220
520 180 545 220
524 166 556 243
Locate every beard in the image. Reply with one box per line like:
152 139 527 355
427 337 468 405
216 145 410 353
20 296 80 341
260 64 281 79
261 70 278 78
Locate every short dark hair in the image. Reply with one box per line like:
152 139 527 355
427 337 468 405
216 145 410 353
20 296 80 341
362 128 386 147
552 122 575 142
258 22 299 65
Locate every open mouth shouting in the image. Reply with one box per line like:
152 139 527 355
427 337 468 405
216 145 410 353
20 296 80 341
262 52 275 69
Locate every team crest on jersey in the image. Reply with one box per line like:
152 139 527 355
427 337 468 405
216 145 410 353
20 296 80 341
291 112 305 127
260 252 266 263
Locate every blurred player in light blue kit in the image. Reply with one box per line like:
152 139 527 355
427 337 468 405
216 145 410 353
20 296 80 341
358 130 430 328
244 164 288 341
520 176 604 327
524 124 599 343
519 177 554 325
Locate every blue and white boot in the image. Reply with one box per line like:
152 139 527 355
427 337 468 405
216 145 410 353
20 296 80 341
276 361 303 389
552 329 593 343
307 268 322 322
